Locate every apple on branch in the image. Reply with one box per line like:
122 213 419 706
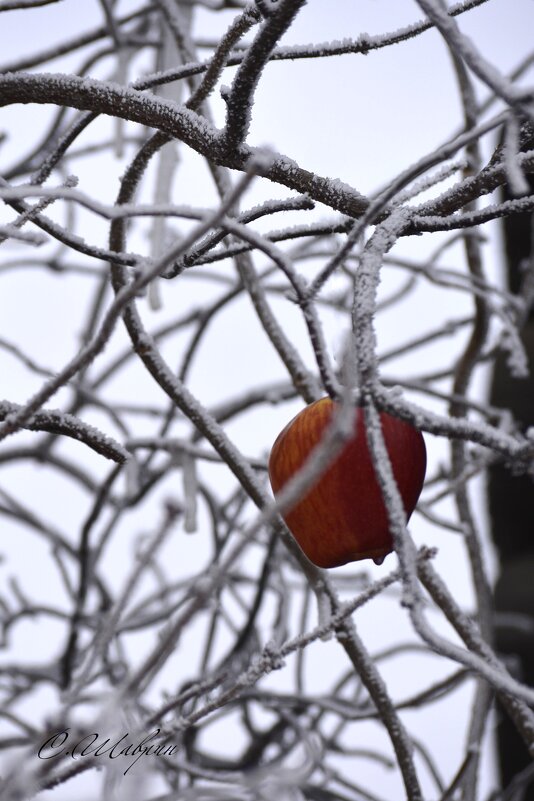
268 397 427 568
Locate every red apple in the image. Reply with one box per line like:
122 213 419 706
268 397 426 568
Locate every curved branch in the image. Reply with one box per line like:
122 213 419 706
0 401 129 463
0 71 369 218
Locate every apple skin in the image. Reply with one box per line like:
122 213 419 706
268 397 426 568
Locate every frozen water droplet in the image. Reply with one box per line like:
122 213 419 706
373 555 385 566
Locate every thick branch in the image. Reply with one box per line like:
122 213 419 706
0 71 369 217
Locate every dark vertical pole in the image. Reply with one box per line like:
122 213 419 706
489 168 534 797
